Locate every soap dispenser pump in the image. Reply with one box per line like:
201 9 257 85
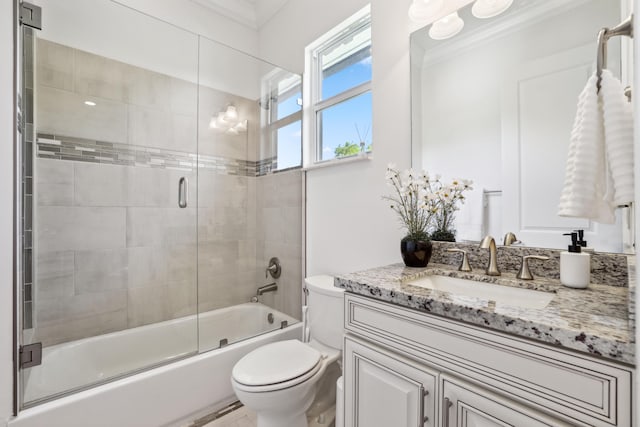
560 232 590 289
573 229 594 253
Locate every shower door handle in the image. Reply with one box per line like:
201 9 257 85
178 177 188 208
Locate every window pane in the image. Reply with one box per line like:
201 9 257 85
276 120 302 170
320 24 371 100
318 91 372 161
276 89 302 121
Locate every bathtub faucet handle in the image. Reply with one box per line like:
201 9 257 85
265 257 281 279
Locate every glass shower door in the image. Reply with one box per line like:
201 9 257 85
20 0 199 406
197 37 303 352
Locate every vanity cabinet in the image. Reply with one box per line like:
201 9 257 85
344 337 437 427
342 294 634 427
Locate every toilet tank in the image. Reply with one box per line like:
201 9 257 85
305 275 345 350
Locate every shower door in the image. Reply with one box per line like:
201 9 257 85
196 36 303 352
19 0 199 407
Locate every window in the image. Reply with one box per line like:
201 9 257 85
304 5 372 166
262 71 303 171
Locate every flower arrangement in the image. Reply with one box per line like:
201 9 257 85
426 174 473 242
383 164 473 242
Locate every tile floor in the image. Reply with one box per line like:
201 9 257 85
203 406 256 427
193 403 336 427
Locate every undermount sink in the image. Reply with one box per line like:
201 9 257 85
405 275 555 309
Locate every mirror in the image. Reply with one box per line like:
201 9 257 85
411 0 633 253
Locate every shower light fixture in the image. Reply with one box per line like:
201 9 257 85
429 12 464 40
408 0 444 24
209 105 247 135
472 0 513 19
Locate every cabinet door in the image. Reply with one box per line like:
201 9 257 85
441 375 571 427
344 336 437 427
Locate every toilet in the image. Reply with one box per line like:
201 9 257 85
231 275 344 427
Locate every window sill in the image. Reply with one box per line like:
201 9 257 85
303 152 372 171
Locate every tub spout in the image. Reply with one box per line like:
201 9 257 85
257 283 278 296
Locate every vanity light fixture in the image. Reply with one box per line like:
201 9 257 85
209 104 247 135
408 0 444 24
429 12 465 40
84 100 96 106
472 0 514 19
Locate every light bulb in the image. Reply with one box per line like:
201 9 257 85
408 0 444 23
428 12 464 40
472 0 513 19
224 105 238 122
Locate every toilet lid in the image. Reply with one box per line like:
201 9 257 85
232 340 322 386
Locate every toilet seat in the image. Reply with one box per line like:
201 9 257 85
232 340 325 392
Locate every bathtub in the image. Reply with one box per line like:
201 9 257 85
11 303 301 427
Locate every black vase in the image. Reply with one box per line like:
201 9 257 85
400 238 433 268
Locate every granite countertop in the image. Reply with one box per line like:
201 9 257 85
335 259 635 365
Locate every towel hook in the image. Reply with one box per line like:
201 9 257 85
596 14 633 93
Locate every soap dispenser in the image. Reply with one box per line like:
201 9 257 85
560 232 590 289
573 229 594 253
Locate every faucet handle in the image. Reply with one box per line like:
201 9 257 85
446 248 472 272
517 255 550 280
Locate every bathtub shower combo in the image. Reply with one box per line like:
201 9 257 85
13 1 304 425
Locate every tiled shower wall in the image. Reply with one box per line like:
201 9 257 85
33 39 303 347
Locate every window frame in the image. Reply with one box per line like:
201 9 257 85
303 5 372 167
261 69 303 172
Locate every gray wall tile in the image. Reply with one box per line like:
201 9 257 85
126 67 171 110
127 286 168 328
35 251 74 300
126 207 196 247
36 39 74 91
74 48 129 103
75 249 128 294
36 158 74 206
37 85 128 144
37 206 126 252
74 162 128 206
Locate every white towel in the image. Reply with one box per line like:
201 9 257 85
601 69 634 206
558 70 634 223
454 188 484 242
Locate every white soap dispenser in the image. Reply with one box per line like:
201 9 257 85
560 232 590 289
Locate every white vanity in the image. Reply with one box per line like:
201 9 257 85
336 250 635 427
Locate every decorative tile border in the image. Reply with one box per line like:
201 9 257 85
22 28 35 330
36 133 280 177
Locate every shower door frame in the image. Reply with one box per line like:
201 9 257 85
13 0 24 417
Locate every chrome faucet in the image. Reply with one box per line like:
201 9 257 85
257 283 278 295
479 235 501 276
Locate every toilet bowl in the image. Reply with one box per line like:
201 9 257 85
231 275 344 427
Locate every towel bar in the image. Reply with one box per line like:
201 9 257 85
596 14 633 93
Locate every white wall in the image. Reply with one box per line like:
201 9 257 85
1 2 15 426
259 0 413 276
113 0 258 57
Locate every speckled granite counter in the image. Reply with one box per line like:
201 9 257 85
335 257 635 365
